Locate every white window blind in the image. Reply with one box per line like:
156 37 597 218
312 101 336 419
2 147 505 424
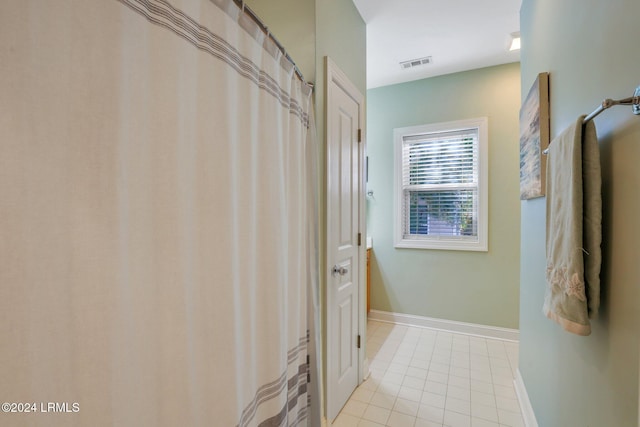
394 118 488 251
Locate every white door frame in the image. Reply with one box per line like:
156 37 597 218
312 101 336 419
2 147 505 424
325 56 367 421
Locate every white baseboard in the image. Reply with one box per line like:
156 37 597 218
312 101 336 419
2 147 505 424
368 309 519 342
514 369 538 427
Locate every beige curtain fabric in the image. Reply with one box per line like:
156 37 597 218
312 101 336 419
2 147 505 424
0 0 316 426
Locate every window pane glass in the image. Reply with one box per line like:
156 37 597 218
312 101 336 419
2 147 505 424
405 189 477 238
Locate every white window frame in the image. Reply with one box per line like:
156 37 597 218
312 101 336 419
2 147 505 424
393 117 488 251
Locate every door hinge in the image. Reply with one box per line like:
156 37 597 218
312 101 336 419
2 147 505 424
306 355 311 383
357 232 362 246
357 129 362 143
357 334 361 349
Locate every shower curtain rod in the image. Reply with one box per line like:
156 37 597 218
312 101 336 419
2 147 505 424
543 87 640 155
234 0 312 87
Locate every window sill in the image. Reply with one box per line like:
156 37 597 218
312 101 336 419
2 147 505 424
394 238 488 252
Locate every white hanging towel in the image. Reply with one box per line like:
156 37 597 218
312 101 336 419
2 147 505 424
544 116 602 336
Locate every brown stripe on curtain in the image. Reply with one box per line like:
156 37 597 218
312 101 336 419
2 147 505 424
116 0 310 126
237 337 308 427
255 363 310 427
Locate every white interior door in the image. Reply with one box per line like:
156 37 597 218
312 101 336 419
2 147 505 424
326 57 365 422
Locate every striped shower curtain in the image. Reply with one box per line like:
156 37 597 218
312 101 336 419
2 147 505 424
0 0 318 426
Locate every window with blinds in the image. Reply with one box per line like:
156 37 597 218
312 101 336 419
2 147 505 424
393 118 488 251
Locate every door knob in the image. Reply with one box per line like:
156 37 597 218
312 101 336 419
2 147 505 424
332 265 349 276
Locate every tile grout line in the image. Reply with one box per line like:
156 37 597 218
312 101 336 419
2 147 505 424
336 321 525 427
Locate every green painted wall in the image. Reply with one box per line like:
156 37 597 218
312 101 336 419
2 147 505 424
367 63 521 329
519 1 639 426
315 0 366 95
244 0 316 82
244 0 367 101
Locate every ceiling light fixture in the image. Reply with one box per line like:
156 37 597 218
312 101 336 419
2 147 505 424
509 32 521 51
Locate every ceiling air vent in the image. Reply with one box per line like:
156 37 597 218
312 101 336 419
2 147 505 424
400 56 433 70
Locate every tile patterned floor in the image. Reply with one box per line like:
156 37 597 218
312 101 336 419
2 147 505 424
332 320 524 427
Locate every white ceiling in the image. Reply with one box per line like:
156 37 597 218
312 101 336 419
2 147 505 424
352 0 522 89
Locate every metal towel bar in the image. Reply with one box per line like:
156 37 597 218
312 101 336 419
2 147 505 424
542 85 640 155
